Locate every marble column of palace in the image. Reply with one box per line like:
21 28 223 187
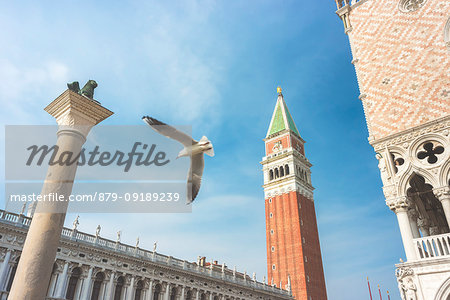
8 90 113 300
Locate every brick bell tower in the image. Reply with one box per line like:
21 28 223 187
262 87 327 300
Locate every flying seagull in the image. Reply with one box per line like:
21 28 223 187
142 116 214 204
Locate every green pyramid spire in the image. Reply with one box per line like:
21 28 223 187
266 88 300 138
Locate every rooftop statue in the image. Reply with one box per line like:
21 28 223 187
67 80 98 100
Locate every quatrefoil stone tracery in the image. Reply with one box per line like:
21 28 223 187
417 142 444 164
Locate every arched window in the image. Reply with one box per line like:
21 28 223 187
269 170 274 180
280 166 284 177
407 173 448 238
134 280 144 300
186 290 192 300
6 256 20 292
153 284 162 300
200 293 206 300
275 168 279 179
214 296 219 300
113 276 124 300
66 267 82 300
170 287 177 300
91 272 105 300
285 165 289 175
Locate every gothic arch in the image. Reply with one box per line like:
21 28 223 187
444 17 450 52
398 168 438 197
439 156 450 187
434 276 450 300
407 173 449 234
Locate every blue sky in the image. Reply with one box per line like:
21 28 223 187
0 1 404 299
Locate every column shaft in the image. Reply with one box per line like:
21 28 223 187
105 272 115 300
81 267 94 300
164 284 170 300
0 250 11 290
7 90 113 300
440 198 450 229
55 262 69 298
127 276 136 299
396 208 418 261
145 280 153 300
180 286 185 300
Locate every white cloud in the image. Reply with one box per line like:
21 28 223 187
0 59 69 124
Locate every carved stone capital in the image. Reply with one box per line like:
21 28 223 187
44 89 113 138
386 196 411 211
434 186 450 201
396 267 414 280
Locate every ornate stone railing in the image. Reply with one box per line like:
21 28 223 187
0 209 290 296
414 233 450 260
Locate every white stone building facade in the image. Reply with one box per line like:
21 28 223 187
0 210 292 300
334 0 450 298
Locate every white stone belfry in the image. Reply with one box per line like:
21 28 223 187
8 89 113 300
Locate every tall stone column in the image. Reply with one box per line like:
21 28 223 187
434 187 450 229
180 286 185 300
388 197 417 261
164 283 170 300
8 90 113 300
0 250 11 290
105 271 115 300
54 261 69 298
127 276 136 300
145 280 153 300
81 266 94 300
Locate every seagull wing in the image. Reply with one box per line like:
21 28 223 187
142 116 196 146
187 153 204 203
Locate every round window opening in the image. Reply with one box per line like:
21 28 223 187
417 142 444 164
398 0 427 13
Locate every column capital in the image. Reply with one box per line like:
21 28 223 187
45 90 113 126
386 196 412 212
45 89 113 138
434 186 450 201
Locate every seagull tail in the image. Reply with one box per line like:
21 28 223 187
200 136 214 157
